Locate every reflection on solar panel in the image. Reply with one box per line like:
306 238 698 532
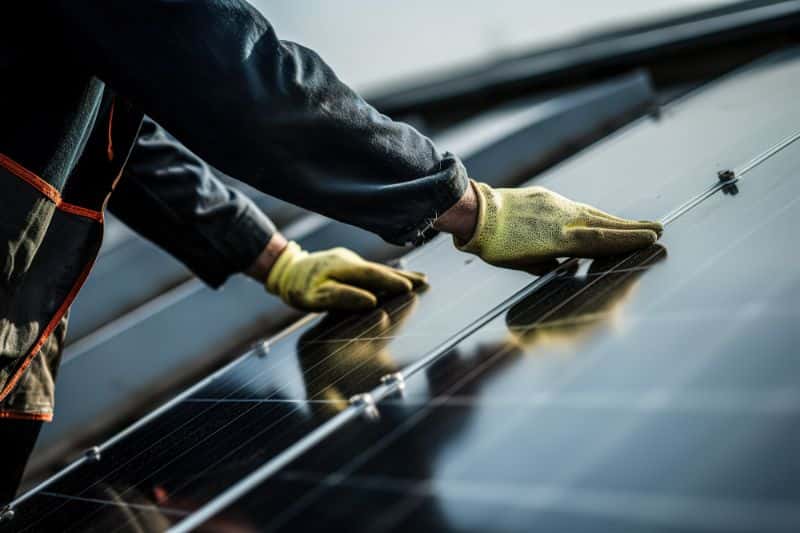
5 47 800 533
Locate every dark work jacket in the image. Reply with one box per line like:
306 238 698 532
0 1 467 421
110 117 277 289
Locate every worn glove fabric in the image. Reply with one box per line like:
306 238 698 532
266 242 426 311
457 181 663 269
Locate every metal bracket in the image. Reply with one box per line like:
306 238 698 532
0 506 15 524
380 372 406 395
349 393 380 421
85 446 102 462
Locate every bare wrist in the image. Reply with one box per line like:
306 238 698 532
246 232 289 282
433 179 479 243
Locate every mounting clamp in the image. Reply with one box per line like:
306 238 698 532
349 393 380 421
380 372 406 395
85 446 102 462
717 169 735 182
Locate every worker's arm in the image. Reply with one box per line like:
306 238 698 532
113 117 426 310
57 0 660 282
108 117 277 288
53 0 466 246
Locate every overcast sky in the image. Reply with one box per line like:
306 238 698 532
250 1 733 95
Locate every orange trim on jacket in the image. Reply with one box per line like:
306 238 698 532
0 410 53 422
0 153 103 222
0 154 104 404
0 257 96 403
107 96 116 161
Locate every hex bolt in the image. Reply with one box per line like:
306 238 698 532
717 169 735 182
85 446 102 462
349 393 380 421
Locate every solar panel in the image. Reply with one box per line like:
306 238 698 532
5 46 799 533
213 134 800 532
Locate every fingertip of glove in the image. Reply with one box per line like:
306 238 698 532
405 270 428 288
638 229 659 248
641 220 664 238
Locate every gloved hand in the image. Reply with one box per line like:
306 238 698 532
456 181 663 270
266 241 426 311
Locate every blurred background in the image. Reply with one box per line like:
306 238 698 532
256 0 735 95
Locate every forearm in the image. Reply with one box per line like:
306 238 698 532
433 180 479 244
110 118 276 288
245 232 288 282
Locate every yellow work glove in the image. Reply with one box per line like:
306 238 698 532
457 181 663 270
266 241 426 311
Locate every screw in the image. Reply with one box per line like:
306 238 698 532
717 169 735 182
380 372 406 395
85 446 101 462
253 340 270 358
349 393 380 421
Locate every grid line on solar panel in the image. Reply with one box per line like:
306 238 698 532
271 471 800 533
381 387 800 415
38 491 189 518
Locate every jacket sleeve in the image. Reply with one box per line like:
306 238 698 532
108 117 275 288
52 0 468 245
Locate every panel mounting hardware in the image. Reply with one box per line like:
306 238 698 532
349 393 380 421
255 340 271 358
380 372 406 395
717 169 735 182
85 446 102 462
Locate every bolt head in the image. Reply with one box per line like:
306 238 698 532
85 446 102 462
717 169 735 182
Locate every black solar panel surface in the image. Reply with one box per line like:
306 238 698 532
215 136 800 532
6 49 800 533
